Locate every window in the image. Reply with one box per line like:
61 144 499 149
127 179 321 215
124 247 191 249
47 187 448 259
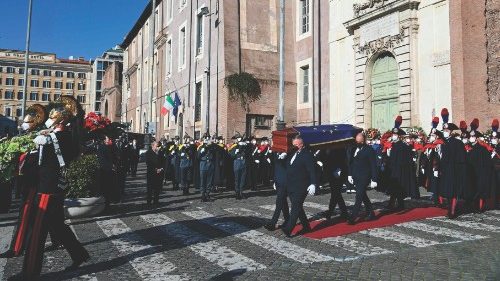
16 108 22 117
96 91 102 100
66 72 75 78
166 39 172 75
6 78 14 86
4 107 11 117
31 69 40 76
30 79 39 87
6 67 15 74
179 26 186 69
300 0 310 34
97 71 103 81
196 13 204 56
18 79 24 86
77 83 86 91
77 95 86 103
43 70 51 76
66 82 74 90
4 91 14 99
18 68 24 74
54 93 61 100
29 92 39 101
96 81 102 91
55 71 63 77
55 81 63 89
166 0 173 22
195 82 202 122
42 93 50 101
77 73 86 79
301 65 310 103
17 92 23 100
254 115 273 129
43 80 51 88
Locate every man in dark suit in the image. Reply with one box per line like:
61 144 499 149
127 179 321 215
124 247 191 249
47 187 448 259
129 138 140 177
264 151 290 231
281 136 317 237
323 147 349 220
347 131 378 225
145 141 164 207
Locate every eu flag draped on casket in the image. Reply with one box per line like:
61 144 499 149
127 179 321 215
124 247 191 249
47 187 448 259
271 124 362 153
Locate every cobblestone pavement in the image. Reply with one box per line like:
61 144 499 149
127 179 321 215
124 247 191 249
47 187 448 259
1 164 499 281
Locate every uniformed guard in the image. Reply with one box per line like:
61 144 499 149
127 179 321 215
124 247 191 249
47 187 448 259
229 133 247 199
248 136 260 191
179 135 194 195
488 119 500 208
169 136 181 191
260 137 272 187
14 97 89 279
198 133 216 201
213 136 227 191
467 119 496 212
438 108 467 219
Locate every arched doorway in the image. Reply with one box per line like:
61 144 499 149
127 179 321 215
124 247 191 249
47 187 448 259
371 53 399 131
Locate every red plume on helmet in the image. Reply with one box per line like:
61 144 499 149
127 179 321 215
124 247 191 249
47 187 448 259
394 115 402 129
492 119 499 133
431 117 439 129
470 118 479 131
441 108 449 124
459 121 467 133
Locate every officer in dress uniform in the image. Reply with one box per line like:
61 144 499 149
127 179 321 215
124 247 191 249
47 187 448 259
347 131 378 225
264 151 290 231
169 136 181 191
281 136 317 237
248 136 261 191
467 119 496 212
198 133 216 201
423 118 444 205
260 137 272 187
386 116 417 210
229 133 247 199
0 105 61 259
438 108 467 219
213 136 227 191
13 99 89 280
179 135 194 195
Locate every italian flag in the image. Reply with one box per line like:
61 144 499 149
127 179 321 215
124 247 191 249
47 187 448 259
161 95 174 116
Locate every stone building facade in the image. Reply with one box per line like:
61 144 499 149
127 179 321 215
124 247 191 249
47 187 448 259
0 49 91 121
101 61 123 122
121 0 297 141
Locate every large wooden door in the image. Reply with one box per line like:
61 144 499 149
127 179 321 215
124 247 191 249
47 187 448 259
371 53 399 131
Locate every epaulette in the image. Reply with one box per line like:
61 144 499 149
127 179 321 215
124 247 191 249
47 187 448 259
169 145 176 151
228 143 238 151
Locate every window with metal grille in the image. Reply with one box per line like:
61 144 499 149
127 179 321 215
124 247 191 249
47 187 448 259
301 0 310 34
301 65 309 103
195 82 202 122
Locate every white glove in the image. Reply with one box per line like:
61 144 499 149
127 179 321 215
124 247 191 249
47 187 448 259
273 183 276 190
492 151 497 159
278 153 287 159
433 170 439 178
34 135 51 146
370 180 378 189
255 159 260 164
421 168 425 175
181 153 185 157
412 157 417 162
267 158 271 164
387 149 391 156
334 168 341 178
307 184 316 196
316 161 323 167
235 149 239 154
348 176 354 185
201 148 205 153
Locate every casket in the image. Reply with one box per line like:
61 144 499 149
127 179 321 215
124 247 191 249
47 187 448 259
271 124 362 153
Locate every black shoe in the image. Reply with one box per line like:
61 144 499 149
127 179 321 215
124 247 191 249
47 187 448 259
264 224 276 231
323 210 333 220
347 217 356 225
366 212 376 221
296 225 312 236
239 192 247 199
282 228 292 238
0 250 14 258
65 251 90 271
340 212 350 220
235 193 241 200
201 194 208 202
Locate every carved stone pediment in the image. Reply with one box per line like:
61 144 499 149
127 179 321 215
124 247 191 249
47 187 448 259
354 0 389 17
356 27 405 55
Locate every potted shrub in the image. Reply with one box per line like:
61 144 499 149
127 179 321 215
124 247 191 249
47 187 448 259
64 154 105 218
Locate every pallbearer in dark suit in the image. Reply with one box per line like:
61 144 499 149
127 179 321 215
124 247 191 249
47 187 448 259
438 108 467 219
323 147 349 220
264 151 290 231
17 102 89 280
347 131 378 225
146 141 164 206
281 136 317 237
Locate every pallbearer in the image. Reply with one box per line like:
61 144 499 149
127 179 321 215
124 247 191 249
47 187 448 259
16 98 89 280
264 151 290 231
322 145 349 220
466 119 495 212
438 108 467 219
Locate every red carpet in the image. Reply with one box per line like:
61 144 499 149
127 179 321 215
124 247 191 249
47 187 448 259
292 207 448 239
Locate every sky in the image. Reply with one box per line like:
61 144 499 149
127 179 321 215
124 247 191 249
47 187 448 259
1 0 149 60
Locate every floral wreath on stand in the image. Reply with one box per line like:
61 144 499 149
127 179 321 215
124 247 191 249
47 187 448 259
365 128 381 141
84 112 111 132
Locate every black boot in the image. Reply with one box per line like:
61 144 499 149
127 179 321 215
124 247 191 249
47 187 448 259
239 192 247 199
65 250 90 271
235 193 241 200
